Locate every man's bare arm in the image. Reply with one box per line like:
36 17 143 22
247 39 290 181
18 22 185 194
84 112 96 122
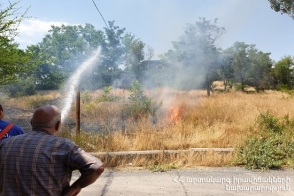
63 166 105 196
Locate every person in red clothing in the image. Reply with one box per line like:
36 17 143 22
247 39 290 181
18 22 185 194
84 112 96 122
0 105 104 195
0 104 24 141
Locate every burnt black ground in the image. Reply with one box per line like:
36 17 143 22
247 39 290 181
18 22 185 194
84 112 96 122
3 106 33 132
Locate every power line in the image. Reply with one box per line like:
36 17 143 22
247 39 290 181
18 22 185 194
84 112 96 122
91 0 109 29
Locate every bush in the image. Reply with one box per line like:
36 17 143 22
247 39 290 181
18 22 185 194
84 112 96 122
258 111 294 134
234 135 294 170
233 111 294 170
6 79 36 97
257 111 283 134
234 84 244 91
127 80 152 119
96 86 115 102
81 90 91 103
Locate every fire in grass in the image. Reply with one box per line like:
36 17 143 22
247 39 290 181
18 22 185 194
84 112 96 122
166 104 184 125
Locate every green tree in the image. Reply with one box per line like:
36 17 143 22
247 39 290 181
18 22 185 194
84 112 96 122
224 42 273 91
96 21 125 86
161 18 225 95
24 44 65 90
191 18 225 96
268 0 294 20
247 49 273 90
225 42 251 91
122 33 146 81
30 23 105 89
30 21 147 90
273 56 294 89
0 1 34 85
37 24 104 73
219 52 234 90
0 1 29 43
96 21 149 87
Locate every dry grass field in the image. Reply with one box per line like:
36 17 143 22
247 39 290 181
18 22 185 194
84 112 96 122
2 88 294 168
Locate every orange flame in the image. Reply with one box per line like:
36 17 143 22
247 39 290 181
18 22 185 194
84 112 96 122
167 104 183 124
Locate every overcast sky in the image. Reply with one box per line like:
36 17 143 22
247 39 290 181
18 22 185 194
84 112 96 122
9 0 294 61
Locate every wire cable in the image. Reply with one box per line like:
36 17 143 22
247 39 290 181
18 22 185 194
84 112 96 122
91 0 109 29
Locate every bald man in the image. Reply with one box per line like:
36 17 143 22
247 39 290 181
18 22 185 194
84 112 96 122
0 105 104 196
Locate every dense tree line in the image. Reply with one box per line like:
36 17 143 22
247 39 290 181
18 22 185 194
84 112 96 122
1 2 294 97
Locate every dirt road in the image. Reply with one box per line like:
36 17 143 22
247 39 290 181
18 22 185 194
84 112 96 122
72 167 294 196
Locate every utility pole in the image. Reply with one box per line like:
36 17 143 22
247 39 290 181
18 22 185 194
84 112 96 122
76 89 80 135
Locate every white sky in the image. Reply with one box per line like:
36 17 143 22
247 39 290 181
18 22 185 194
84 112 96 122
9 0 294 61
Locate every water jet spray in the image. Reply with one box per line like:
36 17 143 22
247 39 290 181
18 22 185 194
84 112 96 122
61 47 101 122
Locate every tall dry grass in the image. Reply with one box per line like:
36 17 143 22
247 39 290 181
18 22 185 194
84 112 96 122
61 89 294 167
3 88 294 167
73 89 294 150
3 91 64 109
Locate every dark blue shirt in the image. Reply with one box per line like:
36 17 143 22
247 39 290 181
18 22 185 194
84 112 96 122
0 120 25 140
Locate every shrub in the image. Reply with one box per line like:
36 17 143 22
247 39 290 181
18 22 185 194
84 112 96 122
81 90 91 103
6 79 36 97
257 111 283 134
233 111 294 170
234 84 244 91
257 111 294 134
233 134 294 170
96 86 115 102
127 80 152 119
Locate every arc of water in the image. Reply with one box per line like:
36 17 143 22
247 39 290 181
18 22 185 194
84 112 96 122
61 47 101 121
